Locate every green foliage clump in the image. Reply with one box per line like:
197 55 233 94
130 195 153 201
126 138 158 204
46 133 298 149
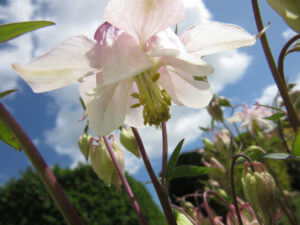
0 164 166 225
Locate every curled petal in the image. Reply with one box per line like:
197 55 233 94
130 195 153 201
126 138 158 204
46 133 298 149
104 0 185 44
180 22 256 57
159 66 213 108
161 53 214 76
96 25 152 86
12 35 100 93
87 81 133 136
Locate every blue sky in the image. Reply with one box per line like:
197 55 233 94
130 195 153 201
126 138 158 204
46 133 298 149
0 0 299 202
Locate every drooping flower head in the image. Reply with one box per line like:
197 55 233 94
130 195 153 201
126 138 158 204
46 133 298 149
12 0 258 135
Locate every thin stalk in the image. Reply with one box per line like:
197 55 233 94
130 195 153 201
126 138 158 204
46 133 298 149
131 127 177 225
251 0 300 132
161 122 168 185
102 136 149 225
278 35 300 85
230 154 254 225
203 191 216 225
0 103 84 225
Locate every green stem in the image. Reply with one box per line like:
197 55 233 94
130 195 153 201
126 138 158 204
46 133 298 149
0 103 84 225
251 0 300 132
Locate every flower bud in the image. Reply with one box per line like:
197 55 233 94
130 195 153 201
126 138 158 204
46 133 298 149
242 161 276 224
90 137 124 191
175 210 193 225
77 133 92 161
207 97 224 122
202 138 215 151
120 127 140 158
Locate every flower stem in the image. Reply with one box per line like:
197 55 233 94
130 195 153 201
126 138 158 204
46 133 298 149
278 35 300 85
131 127 177 225
102 136 149 225
0 103 84 225
251 0 300 132
161 122 168 186
202 191 216 225
230 154 254 225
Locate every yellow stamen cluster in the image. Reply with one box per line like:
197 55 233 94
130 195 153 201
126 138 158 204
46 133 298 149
132 71 171 126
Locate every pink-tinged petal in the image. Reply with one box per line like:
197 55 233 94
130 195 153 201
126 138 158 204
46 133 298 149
159 66 213 108
12 35 100 93
161 52 214 76
180 22 256 57
146 28 185 57
96 24 152 86
125 83 144 128
78 74 97 105
87 81 132 136
104 0 185 44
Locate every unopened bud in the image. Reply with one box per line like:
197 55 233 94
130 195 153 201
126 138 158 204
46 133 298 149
120 127 140 158
111 138 125 191
78 133 92 161
207 97 224 122
202 138 215 151
242 161 276 224
175 210 193 225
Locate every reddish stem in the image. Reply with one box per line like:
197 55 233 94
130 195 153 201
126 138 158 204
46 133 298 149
161 122 168 185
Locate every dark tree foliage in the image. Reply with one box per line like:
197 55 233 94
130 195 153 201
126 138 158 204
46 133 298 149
0 164 167 225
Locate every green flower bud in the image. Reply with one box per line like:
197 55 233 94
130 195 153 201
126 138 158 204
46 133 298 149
207 97 224 122
90 137 124 191
175 210 193 225
202 138 215 151
120 127 140 158
242 162 276 224
266 0 300 33
77 133 92 161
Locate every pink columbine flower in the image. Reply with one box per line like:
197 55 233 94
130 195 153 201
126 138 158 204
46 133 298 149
228 103 275 132
12 0 258 135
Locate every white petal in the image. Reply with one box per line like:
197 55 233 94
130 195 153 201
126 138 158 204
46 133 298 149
12 35 100 93
104 0 185 44
87 81 132 135
78 74 97 105
96 26 152 87
161 53 214 76
159 66 213 108
146 28 185 57
180 22 256 57
125 83 144 128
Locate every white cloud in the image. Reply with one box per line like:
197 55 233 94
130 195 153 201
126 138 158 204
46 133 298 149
282 28 297 40
0 0 34 21
207 50 252 93
256 84 278 105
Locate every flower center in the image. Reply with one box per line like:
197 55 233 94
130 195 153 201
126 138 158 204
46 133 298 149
132 70 171 126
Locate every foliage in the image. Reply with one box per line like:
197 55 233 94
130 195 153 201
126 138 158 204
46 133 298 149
0 164 167 225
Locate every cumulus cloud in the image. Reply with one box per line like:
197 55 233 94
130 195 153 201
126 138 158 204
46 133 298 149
282 28 297 40
256 84 278 105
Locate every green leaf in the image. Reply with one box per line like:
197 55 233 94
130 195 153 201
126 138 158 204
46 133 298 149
264 153 290 160
0 89 17 99
165 139 184 178
218 97 231 107
294 129 300 157
79 97 86 111
199 126 209 132
264 112 285 121
0 118 22 151
254 103 285 113
0 21 55 43
168 165 212 180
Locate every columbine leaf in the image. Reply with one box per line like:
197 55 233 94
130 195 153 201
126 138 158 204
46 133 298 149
294 129 300 157
264 153 290 160
199 126 209 132
218 97 231 107
0 21 55 43
165 139 184 178
264 112 285 121
0 118 22 151
254 103 285 113
168 165 212 180
0 89 17 99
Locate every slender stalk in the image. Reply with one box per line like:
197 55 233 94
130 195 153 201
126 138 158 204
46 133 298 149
102 136 149 225
278 35 300 84
202 191 216 225
230 154 254 225
131 127 177 225
251 0 300 132
170 204 197 225
161 122 168 185
0 103 84 225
